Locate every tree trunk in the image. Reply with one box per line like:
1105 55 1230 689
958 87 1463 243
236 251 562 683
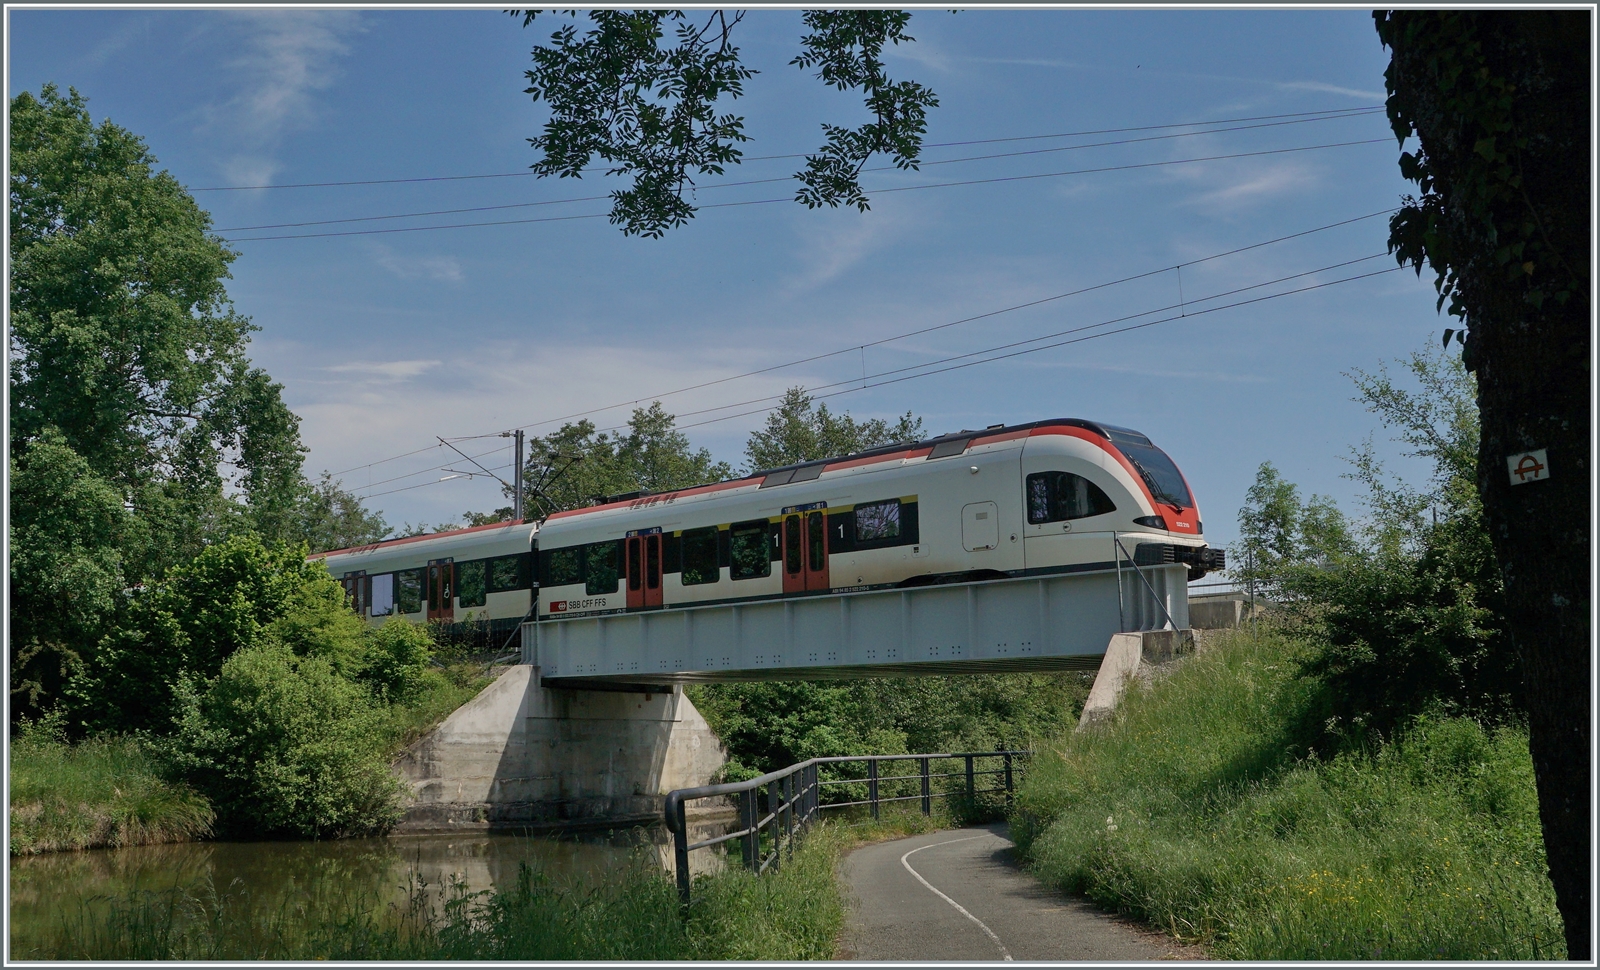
1383 12 1590 958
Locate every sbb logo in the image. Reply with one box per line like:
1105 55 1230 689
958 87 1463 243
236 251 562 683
549 601 567 613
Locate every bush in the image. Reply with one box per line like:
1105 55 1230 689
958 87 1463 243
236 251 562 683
65 534 330 736
162 644 404 839
358 620 435 702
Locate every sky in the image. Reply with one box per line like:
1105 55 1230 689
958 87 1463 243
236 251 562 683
8 7 1453 575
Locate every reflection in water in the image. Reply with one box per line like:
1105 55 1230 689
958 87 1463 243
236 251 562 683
10 820 734 958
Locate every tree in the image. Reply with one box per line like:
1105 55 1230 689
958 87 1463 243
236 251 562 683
512 10 938 236
743 386 924 471
8 431 145 721
515 402 732 515
294 472 392 554
9 86 307 553
1375 12 1589 955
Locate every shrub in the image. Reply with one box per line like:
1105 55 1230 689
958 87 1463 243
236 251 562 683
163 644 404 839
65 534 331 736
359 619 435 702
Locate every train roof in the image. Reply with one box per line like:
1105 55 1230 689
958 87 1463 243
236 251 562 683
544 417 1146 523
309 518 534 561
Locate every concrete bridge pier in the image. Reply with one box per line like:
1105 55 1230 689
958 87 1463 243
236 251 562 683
392 665 728 834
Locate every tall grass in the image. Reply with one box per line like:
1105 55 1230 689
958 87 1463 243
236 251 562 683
1012 626 1563 960
9 728 213 855
26 822 858 960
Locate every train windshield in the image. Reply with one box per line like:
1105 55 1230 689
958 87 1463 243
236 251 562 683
1105 429 1192 508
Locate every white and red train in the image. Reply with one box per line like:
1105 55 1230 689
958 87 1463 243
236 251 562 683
312 418 1223 646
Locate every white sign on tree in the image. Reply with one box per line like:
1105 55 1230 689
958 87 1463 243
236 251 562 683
1506 449 1550 485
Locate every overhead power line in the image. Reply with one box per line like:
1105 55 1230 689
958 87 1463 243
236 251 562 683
214 110 1383 233
329 207 1394 486
371 262 1402 502
192 105 1381 193
226 138 1389 242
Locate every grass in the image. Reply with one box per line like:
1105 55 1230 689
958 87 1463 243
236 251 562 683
1011 625 1565 960
10 661 494 857
9 727 214 855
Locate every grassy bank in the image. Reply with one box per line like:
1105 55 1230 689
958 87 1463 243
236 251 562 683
9 729 213 856
10 663 493 856
1012 626 1564 960
28 811 948 961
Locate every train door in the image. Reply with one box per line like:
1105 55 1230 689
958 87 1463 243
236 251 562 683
781 506 829 592
625 529 663 610
427 559 454 622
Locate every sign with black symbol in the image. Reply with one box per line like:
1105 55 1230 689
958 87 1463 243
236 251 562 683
1507 449 1549 485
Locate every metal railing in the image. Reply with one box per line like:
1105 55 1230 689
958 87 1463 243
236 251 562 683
663 750 1029 902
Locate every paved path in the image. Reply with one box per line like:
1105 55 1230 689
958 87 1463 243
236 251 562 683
838 824 1196 962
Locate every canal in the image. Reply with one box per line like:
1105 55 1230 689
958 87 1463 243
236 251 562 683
10 823 726 959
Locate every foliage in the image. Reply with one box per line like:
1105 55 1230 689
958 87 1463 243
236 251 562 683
357 619 436 702
689 672 1090 781
513 10 937 235
743 386 924 472
1231 462 1356 599
9 713 214 854
294 472 391 554
8 85 306 544
8 431 145 720
162 644 405 840
1013 628 1563 960
1232 346 1513 741
1376 12 1587 339
63 534 327 736
516 402 732 515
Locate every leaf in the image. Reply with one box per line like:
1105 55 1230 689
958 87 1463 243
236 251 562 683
1441 329 1455 348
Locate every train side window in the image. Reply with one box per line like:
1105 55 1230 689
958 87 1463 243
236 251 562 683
585 542 620 596
488 554 527 592
784 516 802 575
458 560 487 607
681 526 720 585
1027 471 1117 523
729 520 771 580
370 573 395 616
396 569 423 614
546 548 582 587
854 499 901 542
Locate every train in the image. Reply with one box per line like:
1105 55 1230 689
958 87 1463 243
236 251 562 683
312 418 1224 648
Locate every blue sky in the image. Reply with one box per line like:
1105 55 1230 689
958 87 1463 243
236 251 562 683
8 7 1450 565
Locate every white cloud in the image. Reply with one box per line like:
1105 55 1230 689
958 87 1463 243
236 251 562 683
1275 80 1385 101
200 11 364 185
370 245 465 282
323 359 441 382
1187 160 1317 208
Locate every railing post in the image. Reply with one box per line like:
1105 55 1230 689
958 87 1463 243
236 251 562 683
768 779 782 873
784 772 795 856
1003 752 1014 807
868 758 880 820
742 789 759 872
673 796 691 905
920 756 931 816
965 754 975 802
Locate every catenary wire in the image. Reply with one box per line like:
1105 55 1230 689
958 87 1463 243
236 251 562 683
192 105 1382 192
375 265 1401 500
332 206 1394 485
463 208 1395 439
214 111 1383 233
224 138 1389 242
586 253 1392 433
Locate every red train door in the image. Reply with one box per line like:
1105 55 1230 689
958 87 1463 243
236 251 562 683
782 506 831 593
805 509 830 591
427 559 454 622
782 514 805 594
626 530 663 610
